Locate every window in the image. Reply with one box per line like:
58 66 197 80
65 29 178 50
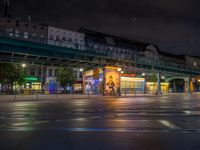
16 20 20 27
9 28 13 37
33 25 37 28
38 69 42 76
55 69 58 77
62 37 66 41
56 36 59 41
74 71 78 78
50 35 54 40
40 27 44 30
49 69 52 77
15 30 19 37
24 32 28 39
30 68 35 76
25 24 28 27
40 34 44 38
68 38 72 42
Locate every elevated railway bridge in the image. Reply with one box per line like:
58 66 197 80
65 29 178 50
0 32 199 94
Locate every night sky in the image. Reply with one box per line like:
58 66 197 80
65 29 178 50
1 0 200 56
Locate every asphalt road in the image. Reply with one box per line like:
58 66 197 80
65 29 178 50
0 94 200 150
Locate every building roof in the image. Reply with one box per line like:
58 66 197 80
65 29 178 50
78 28 139 51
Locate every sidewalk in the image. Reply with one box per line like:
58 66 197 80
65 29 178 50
1 92 198 102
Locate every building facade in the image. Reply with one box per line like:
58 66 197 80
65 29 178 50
0 17 48 43
47 26 85 50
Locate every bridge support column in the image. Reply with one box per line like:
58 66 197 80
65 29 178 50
157 72 160 95
186 77 191 95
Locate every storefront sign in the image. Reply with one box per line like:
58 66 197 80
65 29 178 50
24 77 38 81
121 74 136 77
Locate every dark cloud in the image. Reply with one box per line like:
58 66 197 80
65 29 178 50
1 0 200 55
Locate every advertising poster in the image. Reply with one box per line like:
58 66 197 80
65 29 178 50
104 66 120 95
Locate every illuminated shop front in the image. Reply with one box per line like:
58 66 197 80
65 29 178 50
83 68 103 94
23 76 42 94
83 66 146 95
121 74 145 93
145 82 169 93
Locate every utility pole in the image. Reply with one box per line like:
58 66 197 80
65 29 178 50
3 0 10 17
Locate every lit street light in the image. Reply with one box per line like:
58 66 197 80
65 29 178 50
22 63 26 68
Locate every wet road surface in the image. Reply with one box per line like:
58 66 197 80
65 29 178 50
0 94 200 149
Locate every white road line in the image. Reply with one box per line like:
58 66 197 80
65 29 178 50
12 122 29 126
159 120 181 130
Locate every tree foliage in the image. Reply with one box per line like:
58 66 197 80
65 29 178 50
0 62 26 90
150 71 157 82
56 67 76 89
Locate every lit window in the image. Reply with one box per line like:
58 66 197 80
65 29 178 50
9 28 13 37
15 30 19 37
24 32 28 39
32 33 36 37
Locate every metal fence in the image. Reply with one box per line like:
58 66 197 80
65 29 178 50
0 89 184 101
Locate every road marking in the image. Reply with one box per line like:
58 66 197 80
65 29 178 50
12 122 29 126
159 120 181 130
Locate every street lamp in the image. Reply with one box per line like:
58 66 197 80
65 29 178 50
142 73 145 76
161 76 165 79
80 68 83 72
117 68 122 72
22 63 26 68
121 71 124 74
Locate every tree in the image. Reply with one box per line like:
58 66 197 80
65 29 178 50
56 67 76 91
0 62 26 91
150 71 157 82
